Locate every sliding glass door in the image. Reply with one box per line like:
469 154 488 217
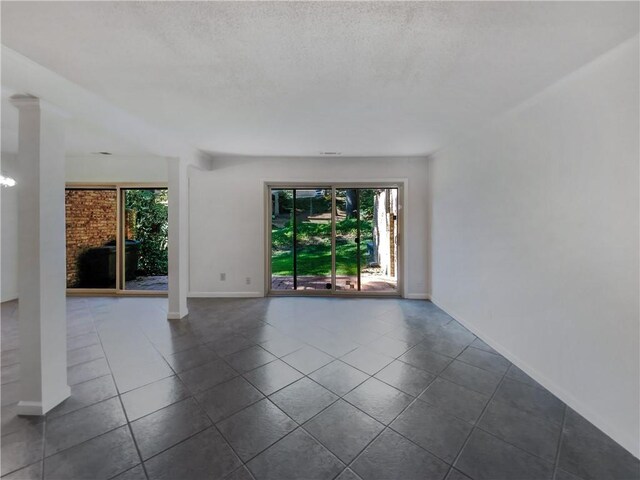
65 185 168 294
269 184 400 295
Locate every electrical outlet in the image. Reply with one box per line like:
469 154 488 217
220 273 226 281
246 277 251 285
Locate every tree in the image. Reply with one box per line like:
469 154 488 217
125 189 168 276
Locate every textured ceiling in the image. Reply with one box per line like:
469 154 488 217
1 1 638 156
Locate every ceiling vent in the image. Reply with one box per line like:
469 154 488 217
319 151 341 156
92 151 113 156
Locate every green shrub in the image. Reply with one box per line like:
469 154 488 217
125 189 168 276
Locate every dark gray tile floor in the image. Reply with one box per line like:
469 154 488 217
1 297 639 480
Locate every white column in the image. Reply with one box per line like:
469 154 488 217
10 95 70 415
167 157 189 319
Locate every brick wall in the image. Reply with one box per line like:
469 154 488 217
65 189 117 287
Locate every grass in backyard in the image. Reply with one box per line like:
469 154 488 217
270 218 373 276
271 242 370 276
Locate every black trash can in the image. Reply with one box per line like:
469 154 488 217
105 240 141 280
78 244 116 287
78 240 141 287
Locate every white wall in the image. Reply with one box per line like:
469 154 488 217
429 37 639 456
66 155 168 183
1 153 19 302
189 156 428 297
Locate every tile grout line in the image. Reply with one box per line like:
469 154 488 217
116 395 151 480
113 371 175 397
211 356 375 473
230 326 478 475
188 389 262 475
453 357 569 465
454 344 511 376
40 416 46 480
132 419 212 471
470 420 563 463
342 400 429 474
93 317 151 480
66 353 109 370
442 358 512 480
404 369 565 464
5 298 615 480
11 309 124 476
235 379 326 462
105 464 144 480
0 460 44 479
129 342 293 453
351 363 490 469
39 418 142 460
551 404 569 480
176 322 308 468
336 367 453 474
66 337 101 352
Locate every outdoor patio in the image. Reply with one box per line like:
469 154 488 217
272 275 397 292
125 275 169 292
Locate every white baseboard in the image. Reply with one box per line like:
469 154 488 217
430 295 640 459
17 401 46 416
17 384 70 416
167 309 189 320
404 293 431 300
1 293 18 303
190 291 428 300
188 291 264 298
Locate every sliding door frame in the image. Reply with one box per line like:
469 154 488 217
65 182 168 297
265 181 404 297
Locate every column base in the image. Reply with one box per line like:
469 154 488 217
17 385 71 416
167 308 189 320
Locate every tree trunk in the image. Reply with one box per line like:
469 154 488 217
345 189 357 218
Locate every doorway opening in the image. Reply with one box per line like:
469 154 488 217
267 184 401 296
65 184 168 295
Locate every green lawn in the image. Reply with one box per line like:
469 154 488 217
271 239 373 276
271 218 372 277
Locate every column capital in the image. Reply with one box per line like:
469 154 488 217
9 93 40 109
10 94 70 118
